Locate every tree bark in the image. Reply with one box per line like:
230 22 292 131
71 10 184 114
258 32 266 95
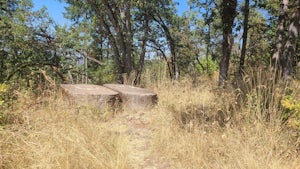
218 0 237 87
205 0 211 74
124 2 133 78
272 0 289 75
134 15 150 85
239 0 250 75
281 0 300 79
89 0 134 83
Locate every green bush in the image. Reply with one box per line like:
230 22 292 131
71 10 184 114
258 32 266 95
281 95 300 130
0 84 9 109
196 56 218 76
0 84 11 123
0 83 17 112
89 62 117 84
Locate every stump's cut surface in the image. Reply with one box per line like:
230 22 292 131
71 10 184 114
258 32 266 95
60 84 120 108
103 84 157 110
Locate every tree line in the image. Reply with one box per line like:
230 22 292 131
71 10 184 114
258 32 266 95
1 0 299 88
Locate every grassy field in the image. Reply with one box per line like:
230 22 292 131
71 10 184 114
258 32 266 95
150 77 300 168
0 91 129 169
0 74 299 168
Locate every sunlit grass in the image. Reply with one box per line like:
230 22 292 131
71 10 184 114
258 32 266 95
0 73 299 168
149 76 300 169
0 92 129 169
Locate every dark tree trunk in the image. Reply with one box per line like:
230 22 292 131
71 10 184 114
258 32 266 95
272 0 289 72
205 0 211 74
239 0 250 75
162 19 178 80
218 0 237 87
281 0 300 79
123 1 133 78
152 14 179 80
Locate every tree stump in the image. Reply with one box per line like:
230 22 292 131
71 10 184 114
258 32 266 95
60 84 120 109
103 84 157 111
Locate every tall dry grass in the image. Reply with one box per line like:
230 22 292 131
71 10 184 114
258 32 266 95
148 72 300 168
0 65 299 168
0 90 129 169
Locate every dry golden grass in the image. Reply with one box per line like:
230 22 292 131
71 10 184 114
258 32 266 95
150 77 300 169
0 91 129 169
1 73 299 168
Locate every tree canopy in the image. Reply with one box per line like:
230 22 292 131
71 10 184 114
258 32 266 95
0 0 299 87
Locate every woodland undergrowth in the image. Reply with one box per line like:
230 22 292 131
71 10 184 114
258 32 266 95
0 69 299 168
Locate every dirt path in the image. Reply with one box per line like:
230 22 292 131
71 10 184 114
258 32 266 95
106 110 170 169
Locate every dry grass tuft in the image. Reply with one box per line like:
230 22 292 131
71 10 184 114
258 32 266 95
0 91 129 169
150 76 300 169
1 73 299 168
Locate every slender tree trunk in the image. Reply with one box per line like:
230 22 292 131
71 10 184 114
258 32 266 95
99 36 103 60
134 15 150 85
282 0 300 79
219 31 234 87
196 56 205 71
205 0 211 74
272 0 289 69
88 0 122 83
84 54 88 84
239 0 250 75
89 0 134 83
124 1 133 78
154 46 174 80
206 26 211 74
152 15 178 80
151 44 174 79
102 20 124 83
218 0 237 87
164 22 178 80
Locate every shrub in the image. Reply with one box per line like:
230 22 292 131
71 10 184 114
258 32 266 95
0 84 16 124
196 56 218 76
281 95 300 131
0 83 8 108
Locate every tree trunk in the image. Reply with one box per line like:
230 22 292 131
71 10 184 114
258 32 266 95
218 0 237 87
151 45 174 80
239 0 250 75
272 0 289 72
152 14 178 80
134 15 150 85
281 0 300 79
205 0 211 74
163 20 178 80
89 0 134 84
123 1 133 78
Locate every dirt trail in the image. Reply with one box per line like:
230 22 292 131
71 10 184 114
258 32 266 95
106 110 170 169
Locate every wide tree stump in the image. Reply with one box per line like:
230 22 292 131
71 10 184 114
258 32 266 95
60 84 120 108
103 84 157 110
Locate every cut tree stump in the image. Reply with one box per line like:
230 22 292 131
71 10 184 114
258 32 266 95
60 84 120 108
103 84 157 110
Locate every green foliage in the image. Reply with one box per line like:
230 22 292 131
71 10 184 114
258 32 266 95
0 0 66 87
90 62 117 84
247 9 272 64
0 83 16 118
0 83 10 123
197 56 218 76
281 95 300 130
0 84 8 108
